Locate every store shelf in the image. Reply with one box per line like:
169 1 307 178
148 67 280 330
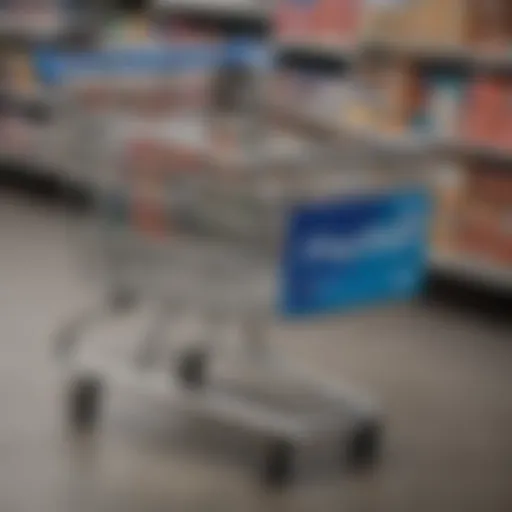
432 252 512 293
444 140 512 166
362 40 512 71
271 104 512 165
0 23 91 46
277 40 356 66
153 0 269 19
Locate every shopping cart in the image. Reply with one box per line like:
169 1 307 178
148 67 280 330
41 43 432 487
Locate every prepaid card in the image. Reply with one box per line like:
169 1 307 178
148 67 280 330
281 187 431 317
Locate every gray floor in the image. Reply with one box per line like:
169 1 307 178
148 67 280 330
0 192 511 512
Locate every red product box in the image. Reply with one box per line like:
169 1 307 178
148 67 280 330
457 200 497 259
490 208 512 264
462 76 506 145
496 81 512 150
337 0 363 41
277 0 317 41
459 169 512 264
466 167 512 207
314 0 346 42
278 0 363 43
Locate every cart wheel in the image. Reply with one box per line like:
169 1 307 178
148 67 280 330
262 439 295 489
346 421 382 470
176 349 209 390
68 376 103 432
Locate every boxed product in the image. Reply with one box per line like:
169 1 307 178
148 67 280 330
382 61 421 133
277 0 317 42
319 0 362 44
347 62 419 135
457 167 512 265
360 0 404 43
496 79 512 149
465 166 512 208
411 0 467 47
461 76 506 145
277 0 364 45
432 162 466 252
361 0 468 47
466 0 511 50
419 73 466 138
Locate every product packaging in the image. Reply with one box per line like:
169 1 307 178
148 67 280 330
422 73 466 138
462 76 506 145
278 0 363 45
458 166 512 265
432 162 466 253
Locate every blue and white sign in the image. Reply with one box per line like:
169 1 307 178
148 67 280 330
281 188 431 317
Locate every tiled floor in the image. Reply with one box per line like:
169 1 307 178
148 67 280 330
0 192 511 512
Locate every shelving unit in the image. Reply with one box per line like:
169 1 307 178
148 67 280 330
277 40 356 64
0 2 104 187
445 140 512 166
362 41 512 72
432 252 512 293
272 0 512 296
153 0 269 20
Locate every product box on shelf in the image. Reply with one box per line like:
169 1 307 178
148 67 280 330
361 0 468 48
363 0 512 50
432 162 466 253
466 0 512 50
418 72 466 138
461 75 506 146
466 166 512 208
496 79 512 150
277 0 364 46
346 61 418 135
458 166 512 265
383 61 421 133
360 0 403 44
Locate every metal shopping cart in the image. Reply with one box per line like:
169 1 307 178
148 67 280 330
42 43 432 487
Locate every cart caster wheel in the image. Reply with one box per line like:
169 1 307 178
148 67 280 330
68 376 102 432
346 421 382 470
176 349 209 390
262 440 295 489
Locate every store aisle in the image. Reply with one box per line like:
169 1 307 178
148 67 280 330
0 192 511 512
